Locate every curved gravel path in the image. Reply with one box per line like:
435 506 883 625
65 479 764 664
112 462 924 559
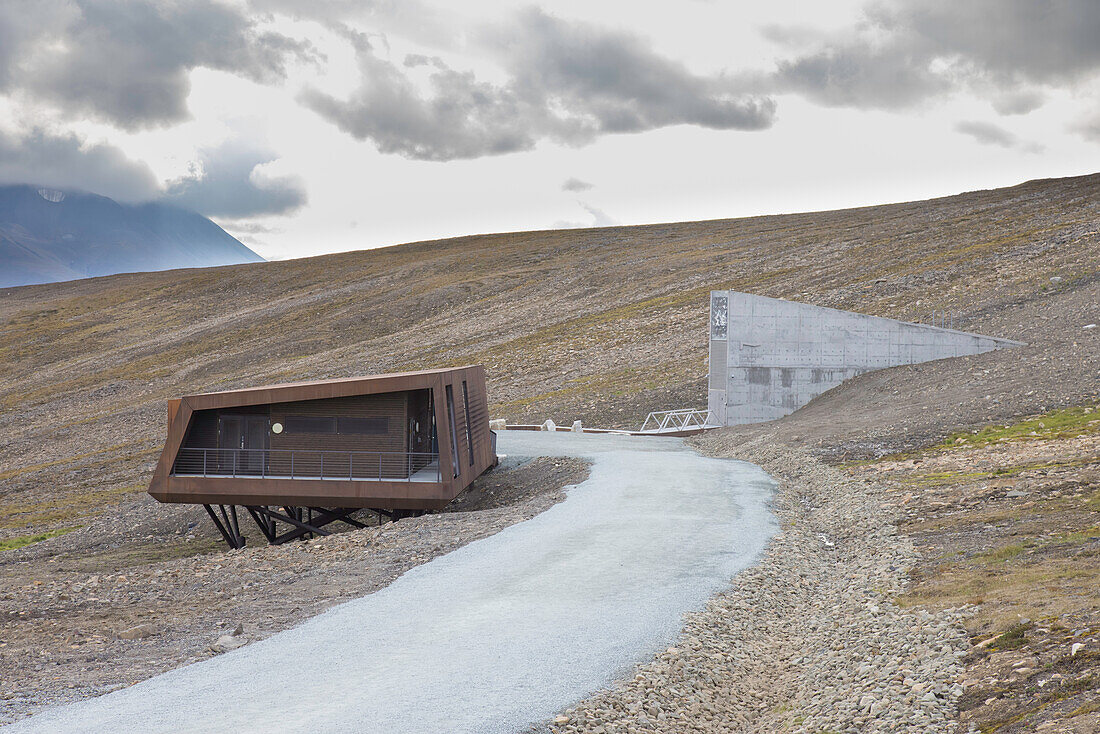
4 432 776 734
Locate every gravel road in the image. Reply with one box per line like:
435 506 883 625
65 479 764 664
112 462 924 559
3 432 775 734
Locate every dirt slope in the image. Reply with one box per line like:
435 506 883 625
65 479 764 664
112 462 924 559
0 172 1097 539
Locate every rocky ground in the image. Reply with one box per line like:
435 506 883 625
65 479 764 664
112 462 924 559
865 414 1100 733
0 456 589 724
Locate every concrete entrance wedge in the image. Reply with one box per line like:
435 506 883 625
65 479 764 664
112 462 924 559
708 291 1024 425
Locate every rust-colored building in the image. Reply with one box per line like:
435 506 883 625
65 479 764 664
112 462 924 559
148 366 495 548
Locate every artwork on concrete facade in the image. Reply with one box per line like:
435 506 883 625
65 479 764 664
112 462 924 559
707 291 1024 426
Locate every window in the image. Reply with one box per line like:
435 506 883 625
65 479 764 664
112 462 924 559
283 416 389 434
337 416 388 434
284 416 336 434
461 380 474 467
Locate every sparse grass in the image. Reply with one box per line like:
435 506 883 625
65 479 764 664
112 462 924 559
993 621 1034 650
940 403 1100 449
974 542 1033 563
974 672 1099 732
492 362 701 412
849 403 1100 467
903 455 1100 487
0 484 146 529
56 536 224 572
1068 701 1100 718
0 442 150 481
0 527 77 552
899 558 1100 631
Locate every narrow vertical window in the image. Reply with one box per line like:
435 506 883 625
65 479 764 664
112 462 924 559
445 384 460 478
461 380 474 466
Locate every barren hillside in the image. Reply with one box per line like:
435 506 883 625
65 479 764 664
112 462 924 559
0 173 1097 538
2 172 1099 732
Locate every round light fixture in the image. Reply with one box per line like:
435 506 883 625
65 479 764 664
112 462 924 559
271 422 284 434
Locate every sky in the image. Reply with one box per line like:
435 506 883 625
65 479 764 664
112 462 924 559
0 0 1098 261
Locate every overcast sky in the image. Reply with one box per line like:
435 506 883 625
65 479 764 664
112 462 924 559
1 0 1098 260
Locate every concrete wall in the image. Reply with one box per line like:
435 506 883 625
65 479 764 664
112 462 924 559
708 291 1024 426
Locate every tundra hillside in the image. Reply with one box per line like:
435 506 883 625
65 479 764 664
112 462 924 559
1 173 1097 730
2 171 1096 541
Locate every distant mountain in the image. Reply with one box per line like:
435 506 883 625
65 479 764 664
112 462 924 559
0 184 264 288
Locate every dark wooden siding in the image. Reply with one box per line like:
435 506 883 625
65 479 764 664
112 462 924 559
465 377 489 465
268 393 406 453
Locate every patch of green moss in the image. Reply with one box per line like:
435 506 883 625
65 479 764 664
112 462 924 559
939 404 1100 449
0 527 78 552
993 621 1034 650
0 484 145 529
904 456 1099 487
974 542 1033 563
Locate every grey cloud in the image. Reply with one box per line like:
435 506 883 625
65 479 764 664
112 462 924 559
226 221 280 235
301 48 539 160
579 202 617 227
774 43 949 109
898 1 1100 85
248 0 458 50
4 0 315 129
562 178 593 192
164 142 307 218
0 127 159 202
553 201 618 229
954 121 1015 147
403 54 442 68
1072 113 1100 143
954 120 1043 153
492 9 775 135
302 8 775 161
769 0 1100 112
991 90 1046 116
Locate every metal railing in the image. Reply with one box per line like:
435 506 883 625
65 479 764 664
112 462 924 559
171 448 440 482
638 409 719 433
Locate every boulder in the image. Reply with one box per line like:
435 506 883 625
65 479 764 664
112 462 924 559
210 634 247 654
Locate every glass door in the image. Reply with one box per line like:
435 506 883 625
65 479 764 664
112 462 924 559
218 414 269 475
244 416 269 475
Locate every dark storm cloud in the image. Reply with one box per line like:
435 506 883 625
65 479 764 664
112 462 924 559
770 0 1100 113
164 142 307 218
1 0 315 129
562 178 593 192
302 9 775 161
0 128 159 202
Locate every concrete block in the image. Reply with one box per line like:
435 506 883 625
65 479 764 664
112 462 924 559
708 291 1024 426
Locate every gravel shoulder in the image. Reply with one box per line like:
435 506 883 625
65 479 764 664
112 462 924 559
0 456 589 725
